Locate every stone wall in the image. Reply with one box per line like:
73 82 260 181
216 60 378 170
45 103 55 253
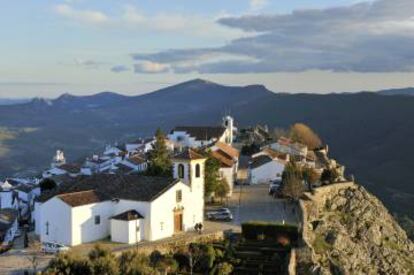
113 230 224 256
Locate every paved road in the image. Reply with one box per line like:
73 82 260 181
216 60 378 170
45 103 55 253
227 184 299 225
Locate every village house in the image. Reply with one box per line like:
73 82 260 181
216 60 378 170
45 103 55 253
83 155 120 174
121 153 148 172
269 137 308 157
208 142 240 196
0 181 17 210
168 116 234 148
125 138 156 155
248 155 286 185
33 149 206 246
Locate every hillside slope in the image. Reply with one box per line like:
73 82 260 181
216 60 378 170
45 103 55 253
299 182 414 274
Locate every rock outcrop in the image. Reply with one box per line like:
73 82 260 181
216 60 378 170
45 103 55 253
298 182 414 274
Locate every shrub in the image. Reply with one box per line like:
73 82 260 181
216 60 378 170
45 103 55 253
241 221 299 244
216 262 233 275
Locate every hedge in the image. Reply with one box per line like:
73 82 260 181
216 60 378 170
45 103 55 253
241 221 299 244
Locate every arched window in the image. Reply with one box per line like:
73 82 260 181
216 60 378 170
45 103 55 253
178 164 185 179
195 164 201 178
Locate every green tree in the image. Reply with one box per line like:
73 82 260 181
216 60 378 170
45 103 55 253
39 178 57 192
119 250 154 275
204 152 221 197
147 128 172 177
46 252 92 275
88 245 119 275
216 262 233 275
215 178 230 203
156 254 178 274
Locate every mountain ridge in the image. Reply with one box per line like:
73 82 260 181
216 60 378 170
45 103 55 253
1 79 414 220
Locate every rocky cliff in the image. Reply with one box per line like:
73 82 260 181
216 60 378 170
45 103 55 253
297 182 414 274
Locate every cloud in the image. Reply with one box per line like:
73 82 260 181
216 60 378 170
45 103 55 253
54 4 109 24
130 0 414 74
74 58 106 68
120 5 243 39
54 4 243 40
133 61 170 74
111 65 130 73
249 0 268 11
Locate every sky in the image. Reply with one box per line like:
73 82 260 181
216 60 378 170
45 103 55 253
1 0 414 97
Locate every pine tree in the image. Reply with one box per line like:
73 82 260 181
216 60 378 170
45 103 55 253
146 128 172 177
204 152 221 197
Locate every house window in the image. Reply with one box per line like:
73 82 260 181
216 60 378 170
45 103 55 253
94 215 100 225
45 222 49 236
195 164 201 178
176 190 182 202
160 222 164 231
136 226 140 232
178 164 185 179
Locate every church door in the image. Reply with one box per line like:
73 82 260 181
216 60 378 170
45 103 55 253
174 211 183 233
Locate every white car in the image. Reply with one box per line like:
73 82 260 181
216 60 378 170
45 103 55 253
41 242 70 254
206 208 231 219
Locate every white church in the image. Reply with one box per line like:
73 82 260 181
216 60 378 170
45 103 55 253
168 116 235 148
33 149 206 246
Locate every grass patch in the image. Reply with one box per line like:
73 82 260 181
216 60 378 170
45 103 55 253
312 234 332 254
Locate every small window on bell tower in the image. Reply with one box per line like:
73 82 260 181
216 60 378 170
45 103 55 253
195 164 201 178
178 164 185 179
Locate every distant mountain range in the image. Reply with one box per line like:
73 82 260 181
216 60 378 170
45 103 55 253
377 87 414 96
0 98 31 106
1 79 414 218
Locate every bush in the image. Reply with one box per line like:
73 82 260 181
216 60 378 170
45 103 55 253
241 222 299 244
216 262 233 275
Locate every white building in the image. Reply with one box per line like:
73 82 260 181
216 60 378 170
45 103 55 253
168 116 235 148
121 154 148 172
269 137 308 158
209 142 240 196
43 163 82 179
0 181 17 209
34 150 206 246
51 150 66 168
125 138 157 155
248 155 286 184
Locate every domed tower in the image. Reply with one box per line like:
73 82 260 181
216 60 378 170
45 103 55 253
223 116 234 144
51 150 66 168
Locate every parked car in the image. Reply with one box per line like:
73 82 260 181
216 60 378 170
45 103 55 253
41 242 69 254
206 208 231 217
208 212 233 222
269 180 282 195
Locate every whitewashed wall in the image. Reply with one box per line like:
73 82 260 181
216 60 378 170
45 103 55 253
0 191 14 209
70 201 113 246
113 200 151 240
249 161 285 184
110 219 143 244
39 197 72 246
